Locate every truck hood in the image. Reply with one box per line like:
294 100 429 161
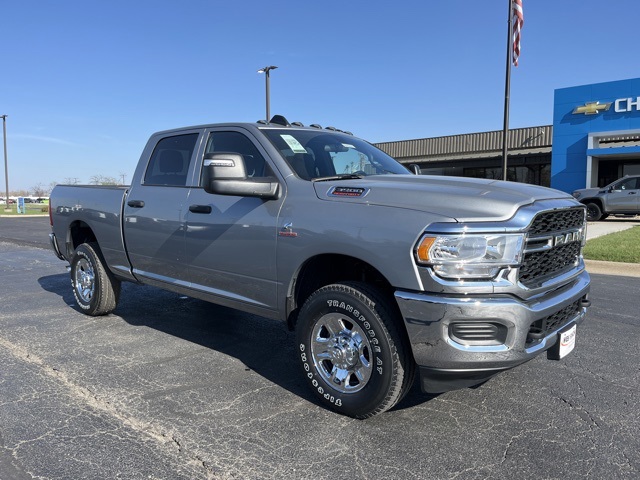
313 175 573 222
571 187 601 200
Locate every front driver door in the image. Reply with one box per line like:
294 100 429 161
182 128 284 314
606 177 640 213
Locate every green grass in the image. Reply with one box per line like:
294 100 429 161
583 226 640 263
0 204 49 216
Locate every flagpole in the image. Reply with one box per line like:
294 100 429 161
501 0 513 181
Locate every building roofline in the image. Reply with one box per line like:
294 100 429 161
375 125 552 160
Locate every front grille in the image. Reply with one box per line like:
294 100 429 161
518 207 585 288
526 300 581 346
519 242 581 287
527 208 585 235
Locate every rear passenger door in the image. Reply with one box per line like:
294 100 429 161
123 131 201 284
183 128 284 314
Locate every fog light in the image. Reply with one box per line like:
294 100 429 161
449 322 508 346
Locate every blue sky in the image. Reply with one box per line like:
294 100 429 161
1 0 638 191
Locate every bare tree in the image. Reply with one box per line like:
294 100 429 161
32 183 47 197
89 174 118 185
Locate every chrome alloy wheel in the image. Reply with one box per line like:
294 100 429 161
74 257 95 303
310 313 372 394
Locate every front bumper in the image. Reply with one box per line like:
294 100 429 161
394 269 590 393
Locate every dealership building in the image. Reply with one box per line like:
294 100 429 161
375 77 640 193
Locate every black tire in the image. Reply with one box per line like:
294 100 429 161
70 242 120 316
586 202 603 221
295 282 415 419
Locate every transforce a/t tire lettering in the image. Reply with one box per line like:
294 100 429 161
296 282 414 419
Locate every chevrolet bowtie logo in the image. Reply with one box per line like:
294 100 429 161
572 101 612 115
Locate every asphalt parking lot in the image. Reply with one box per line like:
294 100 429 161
0 217 639 479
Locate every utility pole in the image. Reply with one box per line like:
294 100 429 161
257 66 278 122
501 0 512 181
1 115 9 211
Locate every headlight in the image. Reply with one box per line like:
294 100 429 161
572 191 581 199
415 233 524 279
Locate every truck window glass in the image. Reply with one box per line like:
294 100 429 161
261 129 409 180
144 133 199 186
201 131 270 185
617 178 639 190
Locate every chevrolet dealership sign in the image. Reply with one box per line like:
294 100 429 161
573 97 640 115
614 97 640 112
553 78 640 194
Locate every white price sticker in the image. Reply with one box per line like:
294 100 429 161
558 324 577 359
281 135 307 154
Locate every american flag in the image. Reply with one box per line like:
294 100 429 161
512 0 524 66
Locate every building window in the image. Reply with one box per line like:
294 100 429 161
463 164 550 186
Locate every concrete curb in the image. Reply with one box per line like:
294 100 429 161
584 259 640 277
584 220 640 277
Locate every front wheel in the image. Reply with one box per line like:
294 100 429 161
295 282 414 419
70 242 120 316
586 202 603 221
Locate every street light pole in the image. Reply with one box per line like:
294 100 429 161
257 66 278 122
1 115 9 211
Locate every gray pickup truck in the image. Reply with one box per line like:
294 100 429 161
572 175 640 221
49 116 591 418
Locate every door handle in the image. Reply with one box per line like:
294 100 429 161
189 204 212 214
127 200 145 208
628 191 637 195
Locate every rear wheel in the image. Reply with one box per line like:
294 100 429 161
70 242 120 316
586 202 603 221
296 282 414 419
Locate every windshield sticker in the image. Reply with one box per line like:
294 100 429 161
281 135 307 154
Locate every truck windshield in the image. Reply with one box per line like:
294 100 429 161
261 128 409 180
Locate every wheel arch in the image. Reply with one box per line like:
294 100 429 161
286 253 396 330
66 220 98 257
580 197 603 209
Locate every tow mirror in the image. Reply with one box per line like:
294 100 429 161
203 153 246 180
203 152 279 199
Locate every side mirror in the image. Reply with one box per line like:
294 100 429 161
203 152 247 180
203 153 279 199
409 163 422 175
